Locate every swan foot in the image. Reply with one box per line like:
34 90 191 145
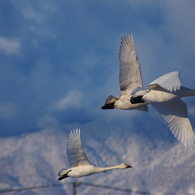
130 96 145 104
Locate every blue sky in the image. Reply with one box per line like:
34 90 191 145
0 0 195 136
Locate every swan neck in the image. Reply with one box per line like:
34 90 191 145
95 165 122 173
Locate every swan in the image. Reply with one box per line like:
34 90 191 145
58 129 132 180
130 71 195 149
101 34 148 111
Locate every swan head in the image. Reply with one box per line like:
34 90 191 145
124 164 132 168
58 168 71 180
101 95 118 109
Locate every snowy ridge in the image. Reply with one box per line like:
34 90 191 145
0 120 194 195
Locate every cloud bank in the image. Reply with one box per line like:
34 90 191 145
0 0 194 136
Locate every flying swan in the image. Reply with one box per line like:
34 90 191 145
130 71 195 149
101 34 148 111
58 129 132 180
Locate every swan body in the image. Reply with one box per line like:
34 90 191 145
101 35 148 112
59 164 130 179
131 71 195 149
58 129 131 180
138 87 195 103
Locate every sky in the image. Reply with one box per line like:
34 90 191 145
0 0 195 136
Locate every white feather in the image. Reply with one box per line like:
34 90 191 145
58 129 131 180
102 34 148 111
151 99 195 149
148 71 182 92
130 71 195 149
66 128 91 167
119 34 144 92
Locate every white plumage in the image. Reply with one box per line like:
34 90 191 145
58 129 131 180
101 34 148 111
131 71 195 149
149 71 182 92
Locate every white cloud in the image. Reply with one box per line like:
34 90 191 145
13 0 57 23
0 37 21 54
0 0 195 136
53 90 84 111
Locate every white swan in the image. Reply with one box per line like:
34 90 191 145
58 129 131 180
101 34 148 111
130 71 195 149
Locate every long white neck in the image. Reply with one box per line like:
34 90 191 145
94 164 125 173
178 86 195 97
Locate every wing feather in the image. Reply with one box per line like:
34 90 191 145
66 129 91 167
151 99 195 149
148 71 182 92
119 35 143 92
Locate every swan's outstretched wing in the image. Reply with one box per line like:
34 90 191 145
151 99 195 149
148 71 182 92
119 35 143 93
66 129 91 167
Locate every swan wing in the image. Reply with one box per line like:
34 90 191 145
131 87 146 97
148 71 182 92
151 99 195 149
66 129 91 167
119 35 143 93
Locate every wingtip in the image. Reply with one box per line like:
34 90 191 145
70 128 81 136
121 34 134 45
130 34 134 45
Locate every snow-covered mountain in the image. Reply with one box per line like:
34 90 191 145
0 111 194 195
